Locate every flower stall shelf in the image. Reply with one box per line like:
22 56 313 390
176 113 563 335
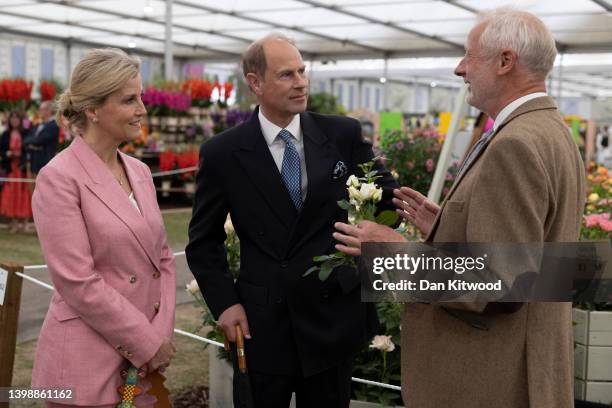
574 163 612 405
574 307 612 404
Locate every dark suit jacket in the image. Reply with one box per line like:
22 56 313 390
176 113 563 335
24 119 59 174
186 107 397 376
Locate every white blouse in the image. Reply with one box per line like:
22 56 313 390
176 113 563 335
128 192 142 215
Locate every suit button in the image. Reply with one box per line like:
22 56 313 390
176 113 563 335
280 261 288 268
322 292 329 299
129 275 137 284
258 230 265 236
152 271 160 279
275 297 283 304
154 302 160 312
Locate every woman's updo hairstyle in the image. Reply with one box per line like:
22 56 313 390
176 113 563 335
56 48 140 130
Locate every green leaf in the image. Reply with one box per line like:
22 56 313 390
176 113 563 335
376 210 399 226
303 266 319 277
318 261 334 281
313 254 333 262
336 199 351 210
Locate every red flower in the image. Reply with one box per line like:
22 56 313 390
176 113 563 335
0 78 33 104
177 149 199 180
222 82 234 101
39 81 56 101
159 150 177 172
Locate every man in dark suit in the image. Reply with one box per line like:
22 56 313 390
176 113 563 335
186 33 397 408
24 101 59 174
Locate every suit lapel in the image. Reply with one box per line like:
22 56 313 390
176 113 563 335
234 108 297 229
70 137 160 271
427 96 559 241
287 112 337 254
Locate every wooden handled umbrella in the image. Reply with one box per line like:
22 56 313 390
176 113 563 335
225 325 255 408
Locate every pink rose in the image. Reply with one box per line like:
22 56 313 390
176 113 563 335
425 159 434 172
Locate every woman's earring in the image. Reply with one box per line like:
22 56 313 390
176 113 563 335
92 117 99 123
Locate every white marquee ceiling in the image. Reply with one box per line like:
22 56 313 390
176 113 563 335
0 0 611 97
0 0 611 59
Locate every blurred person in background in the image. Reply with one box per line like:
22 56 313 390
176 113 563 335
24 100 60 175
0 110 32 233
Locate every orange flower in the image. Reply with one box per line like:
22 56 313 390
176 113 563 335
597 166 608 177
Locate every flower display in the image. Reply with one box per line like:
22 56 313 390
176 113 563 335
182 79 213 107
39 80 61 102
142 86 191 116
0 78 33 109
176 149 199 181
581 162 611 240
380 128 458 199
158 150 178 172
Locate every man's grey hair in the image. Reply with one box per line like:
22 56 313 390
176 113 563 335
478 7 557 78
241 32 295 79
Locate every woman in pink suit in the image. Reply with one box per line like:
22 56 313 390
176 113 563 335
31 48 176 407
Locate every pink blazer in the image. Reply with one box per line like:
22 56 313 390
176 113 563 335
31 136 176 405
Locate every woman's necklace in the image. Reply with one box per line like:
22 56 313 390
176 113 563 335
114 168 124 186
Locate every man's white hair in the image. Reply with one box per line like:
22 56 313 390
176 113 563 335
478 7 557 78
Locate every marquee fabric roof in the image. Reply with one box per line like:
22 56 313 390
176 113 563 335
1 0 611 96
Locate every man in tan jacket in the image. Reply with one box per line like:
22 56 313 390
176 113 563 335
334 8 585 408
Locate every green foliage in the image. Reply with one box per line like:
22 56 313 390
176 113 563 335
307 92 346 115
352 302 403 406
380 129 458 198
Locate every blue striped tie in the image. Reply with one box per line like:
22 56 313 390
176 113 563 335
278 129 302 210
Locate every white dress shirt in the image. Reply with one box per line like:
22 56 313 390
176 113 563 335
493 92 548 132
258 109 308 200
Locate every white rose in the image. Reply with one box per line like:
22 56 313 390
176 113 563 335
224 215 234 235
346 175 360 188
359 183 379 201
348 186 361 201
369 335 395 352
372 187 382 202
186 279 200 295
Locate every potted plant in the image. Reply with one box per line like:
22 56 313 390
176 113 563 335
176 148 199 195
351 302 403 407
158 149 177 197
573 162 612 404
186 215 240 407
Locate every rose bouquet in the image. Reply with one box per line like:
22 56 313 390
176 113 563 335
304 158 398 281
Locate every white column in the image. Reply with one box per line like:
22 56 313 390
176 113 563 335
164 0 174 81
556 53 564 100
428 83 468 204
65 40 72 84
382 58 388 110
